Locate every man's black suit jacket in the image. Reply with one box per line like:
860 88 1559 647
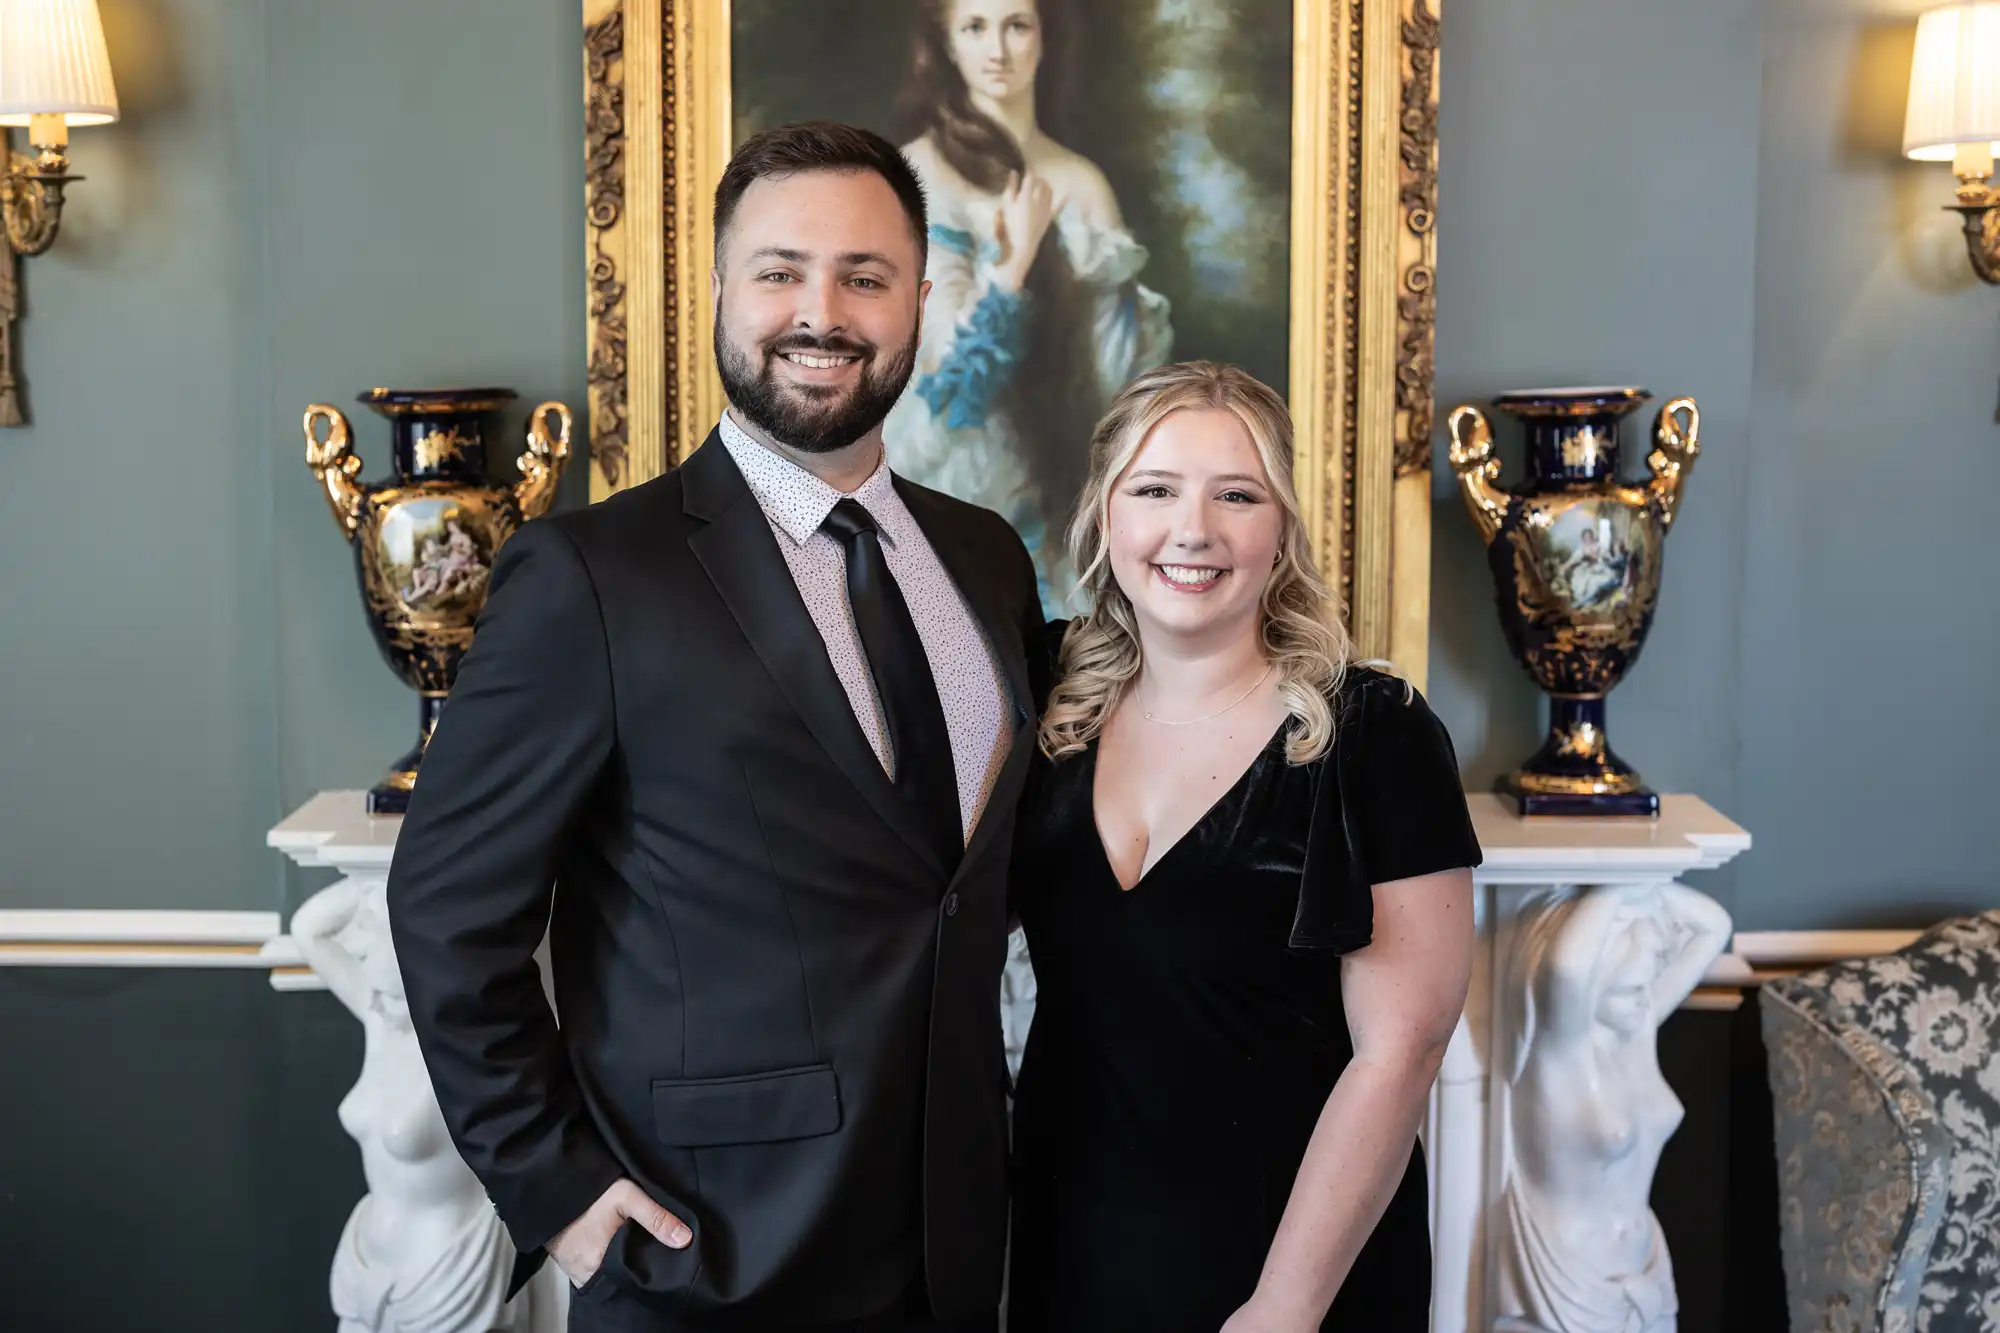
387 430 1045 1327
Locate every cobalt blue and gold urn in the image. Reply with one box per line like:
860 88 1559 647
303 388 571 814
1447 387 1700 817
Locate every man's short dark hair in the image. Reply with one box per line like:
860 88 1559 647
713 121 929 263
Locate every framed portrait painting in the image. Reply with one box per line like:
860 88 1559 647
582 0 1441 678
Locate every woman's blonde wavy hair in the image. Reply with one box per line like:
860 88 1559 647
1039 361 1358 765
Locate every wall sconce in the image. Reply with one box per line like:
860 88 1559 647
1906 3 2000 281
0 0 119 425
0 0 118 255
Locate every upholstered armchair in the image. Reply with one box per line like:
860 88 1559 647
1759 910 2000 1333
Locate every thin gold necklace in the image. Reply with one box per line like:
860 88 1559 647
1140 662 1275 727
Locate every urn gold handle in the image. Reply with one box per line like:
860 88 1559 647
1646 397 1700 532
304 404 368 541
1447 404 1509 545
513 400 573 519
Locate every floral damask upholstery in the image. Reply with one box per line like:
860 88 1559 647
1760 911 2000 1333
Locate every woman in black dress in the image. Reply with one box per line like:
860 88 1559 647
1009 361 1480 1331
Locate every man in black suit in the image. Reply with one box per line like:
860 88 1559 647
388 121 1043 1332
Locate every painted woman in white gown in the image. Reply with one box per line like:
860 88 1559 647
886 0 1171 607
291 878 566 1333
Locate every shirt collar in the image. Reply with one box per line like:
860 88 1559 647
717 412 900 548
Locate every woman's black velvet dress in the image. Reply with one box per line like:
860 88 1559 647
1007 665 1481 1332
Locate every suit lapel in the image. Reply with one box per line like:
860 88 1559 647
683 433 947 877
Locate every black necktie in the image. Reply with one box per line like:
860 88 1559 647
821 498 962 872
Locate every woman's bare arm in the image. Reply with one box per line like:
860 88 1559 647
1225 867 1474 1330
1647 884 1732 1016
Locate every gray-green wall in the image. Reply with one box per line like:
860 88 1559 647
0 0 278 909
1736 0 2000 926
1427 0 1762 921
1 0 1991 929
0 0 589 912
1431 0 1997 929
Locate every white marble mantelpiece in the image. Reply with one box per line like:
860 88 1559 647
262 791 403 990
264 789 1748 1333
267 789 402 873
1429 794 1750 1333
1466 793 1749 883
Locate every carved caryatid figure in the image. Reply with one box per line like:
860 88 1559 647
291 878 569 1333
1493 882 1731 1333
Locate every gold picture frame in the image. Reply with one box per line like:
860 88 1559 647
581 0 1441 678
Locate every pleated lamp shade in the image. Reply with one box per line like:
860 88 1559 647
1906 3 2000 161
0 0 118 128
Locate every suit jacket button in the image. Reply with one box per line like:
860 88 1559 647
944 893 960 918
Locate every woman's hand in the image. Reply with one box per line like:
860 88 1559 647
993 170 1057 289
1219 1291 1318 1333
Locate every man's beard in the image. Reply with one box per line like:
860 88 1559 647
715 319 917 455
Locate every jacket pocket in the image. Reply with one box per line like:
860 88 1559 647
650 1063 842 1148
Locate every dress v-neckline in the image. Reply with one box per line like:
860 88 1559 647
1087 719 1289 894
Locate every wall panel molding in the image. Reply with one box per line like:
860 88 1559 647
0 910 280 968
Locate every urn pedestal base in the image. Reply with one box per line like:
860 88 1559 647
364 767 414 816
1497 777 1660 819
1498 696 1660 818
364 694 445 816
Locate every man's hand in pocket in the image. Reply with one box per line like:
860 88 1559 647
548 1179 694 1288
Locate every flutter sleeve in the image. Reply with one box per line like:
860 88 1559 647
1059 220 1173 402
1289 669 1483 952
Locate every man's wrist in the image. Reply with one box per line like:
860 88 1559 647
506 1150 626 1259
